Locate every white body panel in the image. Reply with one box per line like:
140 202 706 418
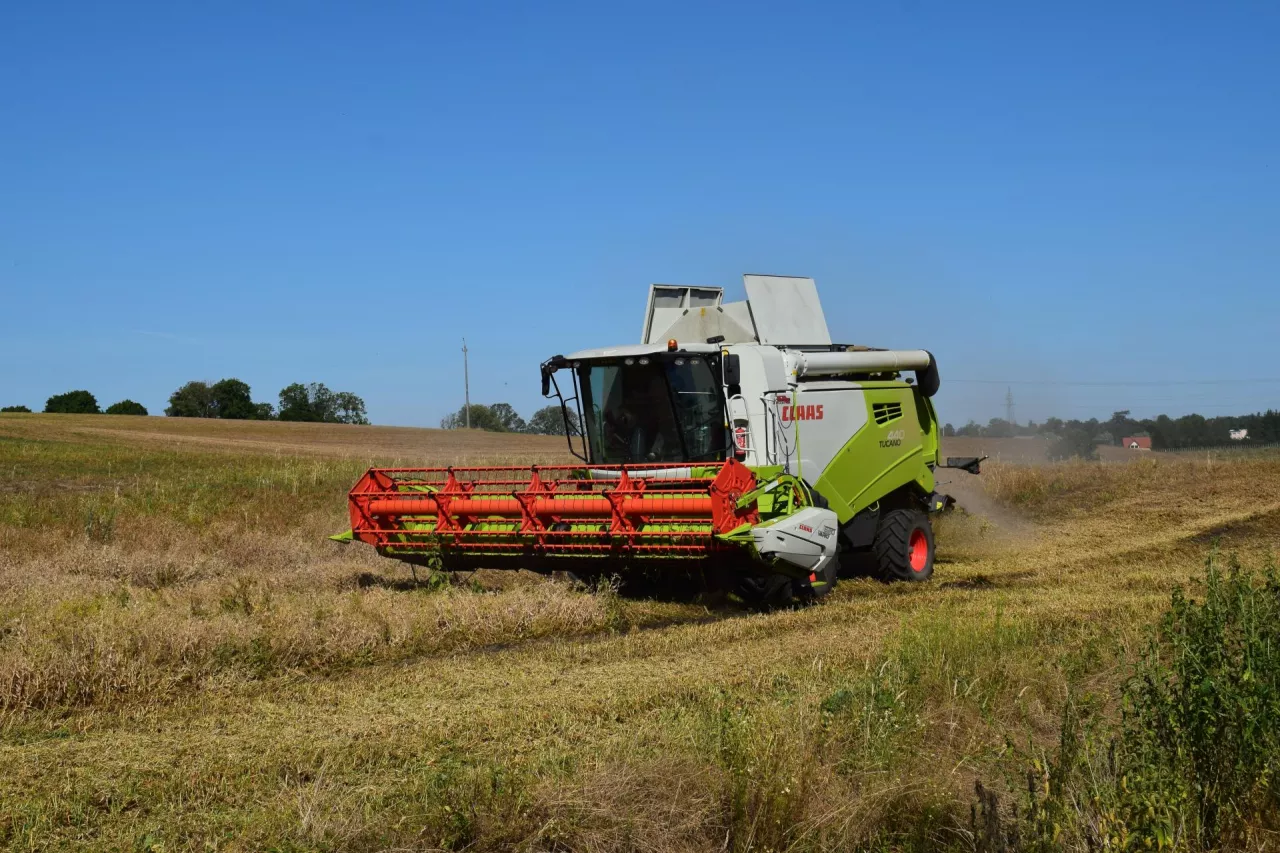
642 284 757 345
726 345 871 481
642 274 835 348
743 275 832 345
642 286 724 344
778 382 871 483
751 506 839 573
724 344 789 467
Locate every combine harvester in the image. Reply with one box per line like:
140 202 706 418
342 275 980 604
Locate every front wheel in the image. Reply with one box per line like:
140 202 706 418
735 560 836 608
872 509 934 582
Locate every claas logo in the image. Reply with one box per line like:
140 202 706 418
777 395 824 423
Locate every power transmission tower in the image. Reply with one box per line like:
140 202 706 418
1005 386 1016 427
462 338 471 429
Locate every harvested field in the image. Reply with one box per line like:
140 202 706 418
0 413 571 465
939 435 1055 464
1 413 1278 851
943 435 1155 464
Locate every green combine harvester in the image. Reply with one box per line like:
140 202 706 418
342 275 980 603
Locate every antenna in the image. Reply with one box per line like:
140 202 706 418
1005 386 1015 426
462 338 471 429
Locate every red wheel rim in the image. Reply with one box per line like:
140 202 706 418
908 529 928 572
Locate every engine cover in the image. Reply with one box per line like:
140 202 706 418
750 506 839 574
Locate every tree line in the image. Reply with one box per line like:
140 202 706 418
943 408 1280 459
2 390 150 415
165 379 367 424
439 402 580 436
3 380 368 424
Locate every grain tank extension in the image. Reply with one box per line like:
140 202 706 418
341 275 980 603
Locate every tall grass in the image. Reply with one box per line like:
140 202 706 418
4 425 1280 850
978 554 1280 852
0 434 697 718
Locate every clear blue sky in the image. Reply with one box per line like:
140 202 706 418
3 1 1278 427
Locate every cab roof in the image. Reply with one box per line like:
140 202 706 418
562 342 721 361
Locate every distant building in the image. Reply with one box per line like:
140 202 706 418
1230 428 1249 441
1122 435 1153 450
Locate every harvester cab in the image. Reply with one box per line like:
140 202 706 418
344 275 977 604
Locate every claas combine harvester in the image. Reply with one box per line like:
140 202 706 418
341 275 981 604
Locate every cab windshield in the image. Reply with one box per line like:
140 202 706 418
578 355 727 464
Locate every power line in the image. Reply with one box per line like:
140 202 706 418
1043 402 1277 411
951 378 1280 386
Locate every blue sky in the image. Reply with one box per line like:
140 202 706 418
2 1 1278 427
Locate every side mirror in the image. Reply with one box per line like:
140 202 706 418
541 367 552 397
722 353 741 386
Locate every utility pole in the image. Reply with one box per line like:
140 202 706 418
462 338 471 429
1005 386 1016 427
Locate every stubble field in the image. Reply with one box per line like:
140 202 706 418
1 414 1278 851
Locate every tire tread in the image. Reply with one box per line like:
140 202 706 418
873 508 933 582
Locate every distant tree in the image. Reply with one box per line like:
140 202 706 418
440 403 505 431
942 422 955 438
278 383 368 424
105 400 148 416
1104 410 1138 445
1042 417 1064 434
278 383 319 422
955 420 982 438
331 392 369 425
985 418 1015 439
1176 413 1211 447
1048 425 1098 461
210 378 258 420
166 381 216 418
254 402 276 420
44 390 100 414
1 405 32 413
489 403 527 433
527 404 581 436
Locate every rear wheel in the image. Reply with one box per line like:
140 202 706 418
873 509 934 582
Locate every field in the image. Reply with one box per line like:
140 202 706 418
2 414 1279 851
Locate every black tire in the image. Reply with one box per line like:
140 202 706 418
872 509 934 582
736 559 837 608
735 573 796 608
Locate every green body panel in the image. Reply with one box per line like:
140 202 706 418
812 382 938 524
